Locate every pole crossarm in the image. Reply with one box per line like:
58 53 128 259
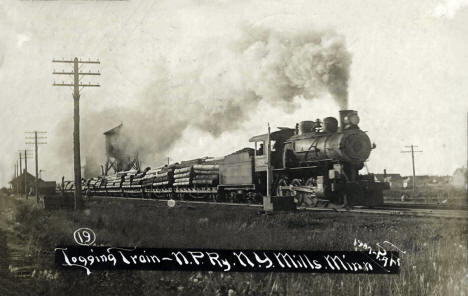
18 150 33 155
52 59 100 64
53 71 100 75
400 151 423 153
53 83 100 87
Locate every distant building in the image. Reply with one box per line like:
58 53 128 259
374 173 403 188
451 167 467 188
104 123 124 159
402 175 450 189
103 123 140 174
9 172 56 195
373 173 451 189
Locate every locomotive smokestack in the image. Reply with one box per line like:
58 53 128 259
339 110 360 131
339 110 350 131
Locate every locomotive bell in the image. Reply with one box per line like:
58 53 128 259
323 117 338 133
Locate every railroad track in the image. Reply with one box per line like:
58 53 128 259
88 195 468 221
382 201 467 211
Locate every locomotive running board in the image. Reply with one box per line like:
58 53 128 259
273 166 319 172
277 185 316 194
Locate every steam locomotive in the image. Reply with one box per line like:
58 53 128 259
64 110 388 208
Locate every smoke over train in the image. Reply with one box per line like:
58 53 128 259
52 26 352 181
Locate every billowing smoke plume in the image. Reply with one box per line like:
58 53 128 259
53 25 351 173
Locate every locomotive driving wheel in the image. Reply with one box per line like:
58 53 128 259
290 179 305 206
275 177 289 197
303 177 331 208
304 177 321 207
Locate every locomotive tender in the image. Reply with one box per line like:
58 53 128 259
72 110 388 208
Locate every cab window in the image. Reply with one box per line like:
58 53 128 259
271 140 276 151
256 141 264 156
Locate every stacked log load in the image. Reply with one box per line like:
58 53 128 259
86 177 103 191
173 164 219 186
173 166 192 186
130 170 147 190
193 164 219 186
153 167 174 187
122 170 137 190
142 169 158 189
92 177 106 195
105 172 125 193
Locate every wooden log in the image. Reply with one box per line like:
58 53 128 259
193 164 219 170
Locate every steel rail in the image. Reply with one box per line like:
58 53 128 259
87 195 467 220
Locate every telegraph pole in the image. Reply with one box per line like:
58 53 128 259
14 163 17 193
16 160 20 195
401 145 423 192
19 150 33 199
53 58 100 210
24 149 28 198
26 131 47 204
24 149 32 199
18 153 22 196
264 123 273 212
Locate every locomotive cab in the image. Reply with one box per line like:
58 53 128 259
249 128 295 171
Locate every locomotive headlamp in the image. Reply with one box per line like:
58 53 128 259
349 113 360 125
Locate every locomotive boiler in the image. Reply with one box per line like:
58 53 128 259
283 110 372 167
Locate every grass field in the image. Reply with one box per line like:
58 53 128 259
385 184 466 203
2 194 468 296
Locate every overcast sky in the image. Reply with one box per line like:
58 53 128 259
1 0 467 186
